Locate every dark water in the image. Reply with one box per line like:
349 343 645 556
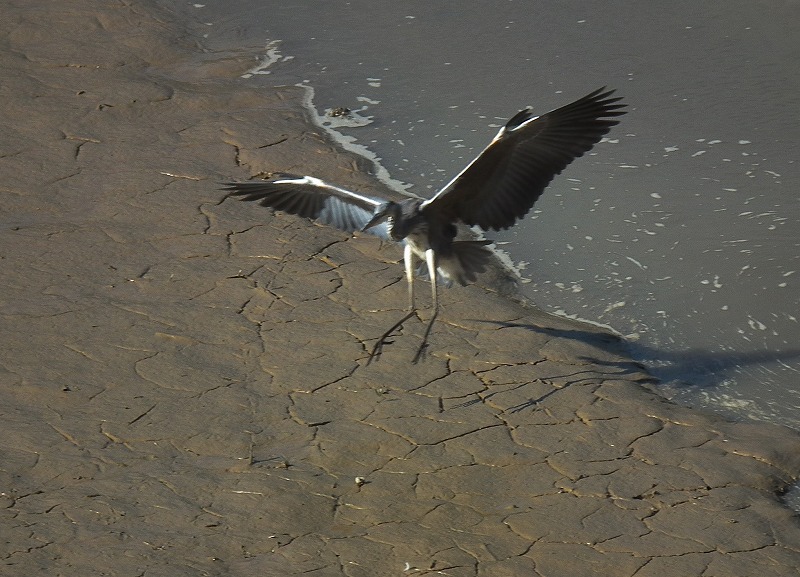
170 1 800 428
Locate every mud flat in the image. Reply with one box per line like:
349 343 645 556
1 2 799 575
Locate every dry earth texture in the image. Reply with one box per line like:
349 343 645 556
2 1 800 576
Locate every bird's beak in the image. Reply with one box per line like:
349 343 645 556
361 212 385 232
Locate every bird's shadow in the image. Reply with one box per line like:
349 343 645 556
477 319 800 394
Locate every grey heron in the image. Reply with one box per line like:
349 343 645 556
223 87 626 364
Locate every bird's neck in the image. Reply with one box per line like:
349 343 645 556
386 200 424 241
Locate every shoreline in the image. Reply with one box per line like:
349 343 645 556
2 1 799 575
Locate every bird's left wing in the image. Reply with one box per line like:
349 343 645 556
223 173 390 238
421 87 626 231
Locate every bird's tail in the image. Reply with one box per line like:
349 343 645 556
423 240 493 287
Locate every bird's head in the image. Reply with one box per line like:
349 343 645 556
362 201 400 232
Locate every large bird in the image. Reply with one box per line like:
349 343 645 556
223 87 626 363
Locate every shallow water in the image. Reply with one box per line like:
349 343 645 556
173 1 800 428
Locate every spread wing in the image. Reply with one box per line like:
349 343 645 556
421 87 627 231
222 173 391 238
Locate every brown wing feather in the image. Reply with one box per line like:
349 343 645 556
422 87 626 231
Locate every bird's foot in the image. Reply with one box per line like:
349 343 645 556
365 311 416 366
411 313 437 364
366 337 393 366
411 341 429 364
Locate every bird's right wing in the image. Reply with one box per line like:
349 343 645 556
222 173 390 238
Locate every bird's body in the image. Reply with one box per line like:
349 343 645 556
377 197 494 287
223 87 626 363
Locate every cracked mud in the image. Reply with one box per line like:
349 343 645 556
1 1 800 576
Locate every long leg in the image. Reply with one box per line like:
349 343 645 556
412 248 438 364
366 243 417 364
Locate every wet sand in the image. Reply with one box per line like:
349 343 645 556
2 1 800 575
